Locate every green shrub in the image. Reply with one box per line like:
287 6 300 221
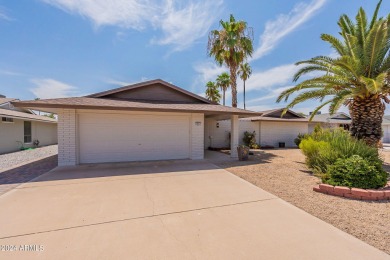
294 133 308 147
324 155 388 189
299 128 388 188
243 131 260 149
313 124 323 134
299 138 331 173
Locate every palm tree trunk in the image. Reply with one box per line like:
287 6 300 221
223 90 226 106
243 80 246 110
349 95 385 147
230 66 238 107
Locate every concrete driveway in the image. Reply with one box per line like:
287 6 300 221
0 160 388 259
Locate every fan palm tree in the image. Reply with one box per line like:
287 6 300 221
208 14 254 108
277 0 390 146
216 72 230 105
238 62 252 110
205 81 221 103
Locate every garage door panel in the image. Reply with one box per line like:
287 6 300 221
79 113 190 163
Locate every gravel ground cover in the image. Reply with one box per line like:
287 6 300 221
210 149 390 255
0 145 58 171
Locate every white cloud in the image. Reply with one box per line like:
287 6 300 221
244 64 299 92
193 62 227 84
104 78 132 86
40 0 223 51
247 86 293 104
246 104 275 112
152 0 223 51
41 0 154 29
30 78 80 98
0 69 23 76
0 7 12 21
104 77 149 87
193 0 327 94
252 0 327 60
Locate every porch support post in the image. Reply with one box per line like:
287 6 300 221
230 115 239 158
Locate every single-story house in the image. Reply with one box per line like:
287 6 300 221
306 112 390 143
13 79 261 166
309 112 351 132
206 110 390 148
205 108 310 148
0 96 58 154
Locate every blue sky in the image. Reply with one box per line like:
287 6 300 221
0 0 389 114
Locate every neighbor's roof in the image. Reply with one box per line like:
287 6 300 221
0 98 17 105
242 116 309 123
259 108 305 118
310 113 351 124
12 97 262 116
0 108 57 123
242 108 308 122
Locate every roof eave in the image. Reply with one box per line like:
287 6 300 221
12 102 262 117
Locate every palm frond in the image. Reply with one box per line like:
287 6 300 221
329 90 352 114
370 0 382 29
321 34 347 56
307 100 333 121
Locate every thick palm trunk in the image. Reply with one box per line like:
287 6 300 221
223 90 226 106
349 95 385 147
230 66 238 107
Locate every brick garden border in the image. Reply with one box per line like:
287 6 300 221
313 184 390 200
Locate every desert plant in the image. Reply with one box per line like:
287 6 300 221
299 137 331 173
311 128 381 164
294 133 308 146
216 72 230 106
299 128 386 185
208 14 254 107
205 81 221 103
237 62 252 109
313 124 323 134
277 0 390 146
243 131 260 149
324 155 388 189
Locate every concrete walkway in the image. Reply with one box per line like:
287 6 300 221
0 160 388 259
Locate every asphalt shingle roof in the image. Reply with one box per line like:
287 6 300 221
12 97 262 116
0 108 57 123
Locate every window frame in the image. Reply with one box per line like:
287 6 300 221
1 117 14 123
24 121 32 144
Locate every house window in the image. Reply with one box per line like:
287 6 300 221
2 117 14 123
24 121 32 143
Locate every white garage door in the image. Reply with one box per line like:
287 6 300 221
79 112 190 163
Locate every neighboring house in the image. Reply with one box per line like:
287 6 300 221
0 97 58 154
308 112 351 132
206 110 390 148
309 112 390 143
382 116 390 143
12 80 261 166
205 108 309 148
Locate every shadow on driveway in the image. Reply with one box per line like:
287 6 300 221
0 155 57 195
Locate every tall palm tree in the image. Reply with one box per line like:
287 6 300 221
208 14 254 108
277 0 390 146
205 81 221 103
216 72 230 106
238 62 252 110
